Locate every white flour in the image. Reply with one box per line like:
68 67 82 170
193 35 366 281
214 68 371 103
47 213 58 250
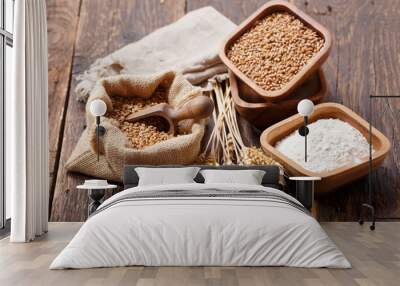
275 118 372 173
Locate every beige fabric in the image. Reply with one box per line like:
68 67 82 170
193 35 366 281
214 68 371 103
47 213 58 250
66 71 205 182
75 6 236 102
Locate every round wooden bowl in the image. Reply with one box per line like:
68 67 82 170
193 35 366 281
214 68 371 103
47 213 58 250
220 0 332 103
230 69 327 130
260 103 391 194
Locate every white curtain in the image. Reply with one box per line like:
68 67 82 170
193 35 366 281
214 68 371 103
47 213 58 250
8 0 49 242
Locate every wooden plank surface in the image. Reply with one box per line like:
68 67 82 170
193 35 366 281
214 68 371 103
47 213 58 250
48 0 400 221
368 0 400 219
2 222 400 286
305 0 400 220
46 0 82 213
50 0 186 221
302 0 363 220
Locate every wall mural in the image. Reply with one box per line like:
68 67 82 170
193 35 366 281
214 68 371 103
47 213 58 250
47 0 399 222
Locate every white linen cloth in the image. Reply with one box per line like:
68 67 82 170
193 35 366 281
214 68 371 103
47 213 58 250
8 0 49 242
50 184 350 269
74 6 237 102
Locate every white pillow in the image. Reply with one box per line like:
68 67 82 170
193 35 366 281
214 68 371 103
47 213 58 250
200 169 266 185
135 167 200 186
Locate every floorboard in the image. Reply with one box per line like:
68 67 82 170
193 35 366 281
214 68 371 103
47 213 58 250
46 0 82 213
1 222 399 286
307 0 400 220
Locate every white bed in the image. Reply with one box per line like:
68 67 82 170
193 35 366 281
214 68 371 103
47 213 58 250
50 181 350 269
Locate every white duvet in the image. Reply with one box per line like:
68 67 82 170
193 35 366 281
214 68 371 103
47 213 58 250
50 183 350 269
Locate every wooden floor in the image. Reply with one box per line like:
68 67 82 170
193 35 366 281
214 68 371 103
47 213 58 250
0 222 399 286
47 0 400 222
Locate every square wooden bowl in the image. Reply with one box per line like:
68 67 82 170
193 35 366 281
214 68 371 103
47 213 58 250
260 103 391 194
220 0 332 103
230 69 327 130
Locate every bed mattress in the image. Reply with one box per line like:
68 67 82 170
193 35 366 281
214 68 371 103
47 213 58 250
50 183 350 269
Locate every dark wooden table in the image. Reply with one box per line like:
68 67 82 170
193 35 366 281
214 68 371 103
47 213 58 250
47 0 400 222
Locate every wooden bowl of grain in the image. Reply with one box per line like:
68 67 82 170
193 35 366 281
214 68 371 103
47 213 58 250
230 68 327 130
220 0 332 103
260 103 391 193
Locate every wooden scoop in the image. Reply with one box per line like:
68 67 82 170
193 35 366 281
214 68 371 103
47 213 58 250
125 95 214 134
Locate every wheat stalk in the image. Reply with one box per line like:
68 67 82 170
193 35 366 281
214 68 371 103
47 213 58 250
203 77 247 164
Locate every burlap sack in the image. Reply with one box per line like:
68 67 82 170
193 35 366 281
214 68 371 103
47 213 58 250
66 71 206 182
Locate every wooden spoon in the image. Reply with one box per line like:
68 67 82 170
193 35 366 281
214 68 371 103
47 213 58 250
125 95 214 134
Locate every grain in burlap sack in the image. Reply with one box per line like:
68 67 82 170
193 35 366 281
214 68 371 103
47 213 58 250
66 71 206 182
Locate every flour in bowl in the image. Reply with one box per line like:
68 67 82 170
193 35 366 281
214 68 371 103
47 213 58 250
275 118 372 173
